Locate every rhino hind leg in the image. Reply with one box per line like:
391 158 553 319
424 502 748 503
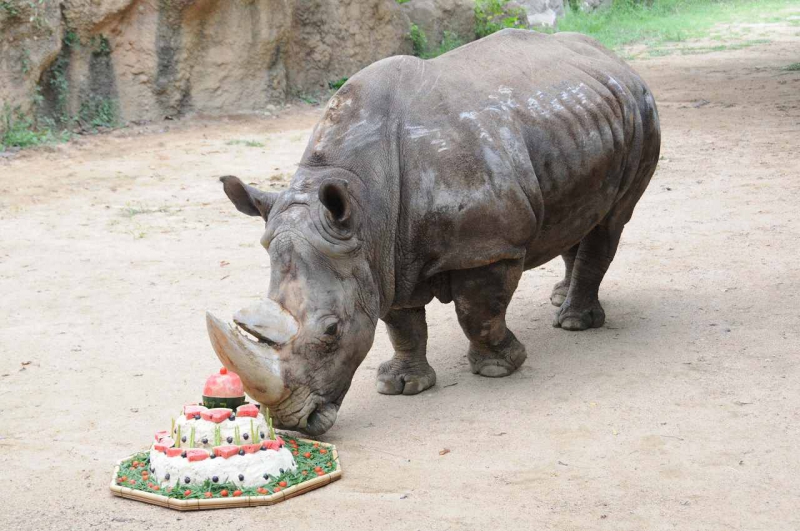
377 307 437 395
550 244 579 307
452 259 527 378
554 224 623 331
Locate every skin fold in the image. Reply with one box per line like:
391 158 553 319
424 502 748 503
215 29 661 435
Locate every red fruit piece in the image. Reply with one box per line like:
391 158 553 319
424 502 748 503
274 486 281 492
275 436 285 446
204 492 213 498
242 444 261 454
278 481 287 488
316 470 325 476
154 438 175 453
200 408 233 423
184 490 192 497
154 430 170 442
264 440 282 451
184 405 208 419
152 485 160 491
303 452 311 458
233 490 242 497
166 447 184 458
319 449 328 454
186 449 209 462
220 489 229 497
236 404 259 418
213 445 240 458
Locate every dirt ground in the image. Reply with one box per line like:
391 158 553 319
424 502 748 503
1 17 799 531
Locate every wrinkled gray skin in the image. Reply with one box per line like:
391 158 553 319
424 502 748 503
211 29 660 435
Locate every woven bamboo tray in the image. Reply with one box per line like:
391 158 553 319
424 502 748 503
110 439 341 511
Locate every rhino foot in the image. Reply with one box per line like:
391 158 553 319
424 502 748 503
553 299 606 331
467 334 527 378
550 279 570 307
376 358 436 395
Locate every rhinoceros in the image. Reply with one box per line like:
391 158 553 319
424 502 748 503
206 29 660 435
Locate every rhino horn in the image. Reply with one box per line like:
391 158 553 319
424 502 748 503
206 311 292 405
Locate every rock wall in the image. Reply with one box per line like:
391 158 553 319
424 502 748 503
0 0 563 130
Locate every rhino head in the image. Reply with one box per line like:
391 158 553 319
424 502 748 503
207 173 383 435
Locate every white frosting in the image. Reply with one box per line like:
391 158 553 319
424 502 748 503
149 446 296 488
173 412 269 448
149 411 297 488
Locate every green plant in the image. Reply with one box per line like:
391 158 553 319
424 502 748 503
226 139 265 147
475 0 526 39
396 0 411 3
328 77 348 90
0 1 22 18
409 23 428 57
784 62 800 71
79 95 118 130
1 104 69 151
429 31 463 58
558 0 797 51
90 34 111 56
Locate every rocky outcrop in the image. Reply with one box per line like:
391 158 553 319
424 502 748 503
580 0 612 12
400 0 476 50
517 0 565 28
1 0 481 130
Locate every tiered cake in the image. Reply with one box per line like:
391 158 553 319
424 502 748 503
148 368 297 488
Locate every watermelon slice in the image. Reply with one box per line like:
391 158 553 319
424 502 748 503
166 447 184 457
214 445 240 458
263 440 282 451
200 408 233 423
236 404 259 418
154 437 175 453
184 404 208 419
186 449 209 462
242 444 262 454
154 430 170 442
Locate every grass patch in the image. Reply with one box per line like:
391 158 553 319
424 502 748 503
784 62 800 71
226 139 265 148
475 0 527 39
328 77 348 90
121 203 169 218
558 0 798 50
408 25 465 59
1 105 70 151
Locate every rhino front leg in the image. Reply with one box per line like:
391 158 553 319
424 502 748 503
377 307 437 395
554 224 623 331
550 244 579 306
452 259 527 378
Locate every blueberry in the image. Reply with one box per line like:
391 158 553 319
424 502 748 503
238 474 244 481
201 437 208 444
181 436 187 443
242 433 249 440
260 446 266 452
227 436 233 444
212 476 219 483
229 413 236 421
181 451 187 458
263 473 269 480
210 453 216 459
184 477 190 484
279 468 284 474
260 432 265 439
165 473 170 480
194 414 201 420
239 449 245 456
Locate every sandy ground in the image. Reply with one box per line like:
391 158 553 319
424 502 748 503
1 17 799 531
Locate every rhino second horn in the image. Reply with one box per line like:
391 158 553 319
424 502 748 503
206 312 289 405
233 299 299 346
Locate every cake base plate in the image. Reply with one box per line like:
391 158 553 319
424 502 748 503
109 438 341 510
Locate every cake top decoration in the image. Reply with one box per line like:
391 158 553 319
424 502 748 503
202 367 245 409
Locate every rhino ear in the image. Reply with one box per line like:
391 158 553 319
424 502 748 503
220 175 278 221
318 178 351 225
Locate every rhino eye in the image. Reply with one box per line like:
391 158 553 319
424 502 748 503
324 322 339 336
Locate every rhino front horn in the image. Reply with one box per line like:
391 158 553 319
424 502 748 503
206 311 290 405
